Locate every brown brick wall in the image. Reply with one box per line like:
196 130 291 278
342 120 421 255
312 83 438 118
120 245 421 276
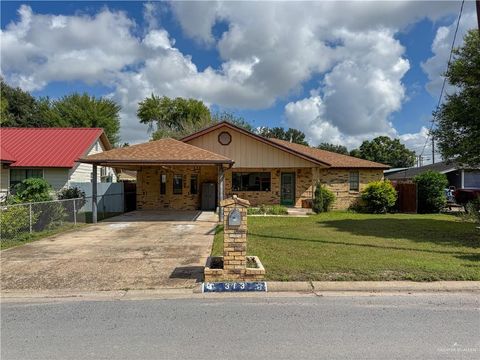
136 165 218 210
313 168 384 210
224 167 313 208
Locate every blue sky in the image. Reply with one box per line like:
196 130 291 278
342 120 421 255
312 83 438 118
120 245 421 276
1 1 477 158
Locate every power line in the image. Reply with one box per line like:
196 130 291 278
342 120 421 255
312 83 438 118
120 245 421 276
419 0 465 158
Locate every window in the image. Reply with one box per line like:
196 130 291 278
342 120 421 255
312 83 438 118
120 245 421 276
218 131 232 145
160 174 167 195
190 175 198 195
173 174 183 195
10 169 43 188
349 171 359 192
232 172 271 192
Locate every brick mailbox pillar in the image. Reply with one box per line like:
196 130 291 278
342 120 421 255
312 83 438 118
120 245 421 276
204 195 265 282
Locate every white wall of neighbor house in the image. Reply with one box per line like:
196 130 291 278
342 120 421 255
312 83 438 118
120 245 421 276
0 165 10 199
43 168 70 191
69 139 116 183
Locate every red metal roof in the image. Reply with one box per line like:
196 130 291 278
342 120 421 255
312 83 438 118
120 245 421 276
0 128 107 168
0 146 16 163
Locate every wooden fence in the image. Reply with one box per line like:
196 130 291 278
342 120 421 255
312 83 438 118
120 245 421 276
393 182 417 213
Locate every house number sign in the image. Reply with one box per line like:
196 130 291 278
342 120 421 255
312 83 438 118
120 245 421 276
228 208 242 226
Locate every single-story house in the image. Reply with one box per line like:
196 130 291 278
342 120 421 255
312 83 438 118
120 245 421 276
0 128 117 199
385 161 480 189
80 122 387 215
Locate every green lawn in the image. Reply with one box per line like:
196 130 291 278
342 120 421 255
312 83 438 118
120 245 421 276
212 212 480 281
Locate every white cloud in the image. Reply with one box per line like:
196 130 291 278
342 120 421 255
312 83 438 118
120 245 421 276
0 2 469 145
421 7 477 97
1 5 143 91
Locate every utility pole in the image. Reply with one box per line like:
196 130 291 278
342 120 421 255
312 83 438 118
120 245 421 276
477 0 480 35
431 136 435 164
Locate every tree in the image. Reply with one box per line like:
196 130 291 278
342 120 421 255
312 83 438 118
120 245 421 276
0 79 51 127
258 127 309 145
356 136 415 167
317 143 349 155
48 93 121 145
433 30 480 167
0 81 122 145
212 111 253 131
137 95 212 139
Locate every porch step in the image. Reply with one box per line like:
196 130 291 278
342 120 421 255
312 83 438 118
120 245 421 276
287 208 313 216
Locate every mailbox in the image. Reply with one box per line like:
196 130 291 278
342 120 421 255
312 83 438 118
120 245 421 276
228 208 242 226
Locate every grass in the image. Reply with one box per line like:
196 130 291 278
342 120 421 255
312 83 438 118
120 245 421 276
212 212 480 281
1 223 86 250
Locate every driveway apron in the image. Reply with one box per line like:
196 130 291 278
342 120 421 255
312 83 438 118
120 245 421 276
1 211 217 291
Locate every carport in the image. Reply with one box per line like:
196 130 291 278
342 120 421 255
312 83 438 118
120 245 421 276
79 138 234 223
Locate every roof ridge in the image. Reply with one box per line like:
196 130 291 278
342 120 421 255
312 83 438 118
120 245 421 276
270 138 388 169
181 121 330 167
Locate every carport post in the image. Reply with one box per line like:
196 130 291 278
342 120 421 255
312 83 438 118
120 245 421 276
92 164 98 224
218 165 225 221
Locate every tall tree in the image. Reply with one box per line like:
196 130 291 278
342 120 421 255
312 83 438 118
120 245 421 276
48 93 121 146
212 111 254 131
258 127 309 146
433 30 480 166
317 143 349 155
357 136 416 168
137 95 212 139
0 79 53 127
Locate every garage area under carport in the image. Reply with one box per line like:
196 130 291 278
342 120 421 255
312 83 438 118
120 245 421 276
79 137 234 222
1 210 218 292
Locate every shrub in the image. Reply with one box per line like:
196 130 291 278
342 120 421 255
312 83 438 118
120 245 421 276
247 204 288 215
463 196 480 224
414 171 448 213
10 178 52 203
361 181 397 214
58 186 86 212
313 183 335 213
0 205 33 240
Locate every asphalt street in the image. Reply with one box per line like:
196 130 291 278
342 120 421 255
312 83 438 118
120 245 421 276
1 293 479 360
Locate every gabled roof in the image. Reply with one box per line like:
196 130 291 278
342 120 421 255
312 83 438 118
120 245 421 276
182 121 388 169
385 160 475 180
80 138 233 166
269 139 389 169
181 121 329 167
0 128 110 168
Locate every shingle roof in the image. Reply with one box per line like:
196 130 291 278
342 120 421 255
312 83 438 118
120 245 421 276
80 138 234 165
182 121 388 169
268 138 389 169
0 128 108 168
385 160 469 180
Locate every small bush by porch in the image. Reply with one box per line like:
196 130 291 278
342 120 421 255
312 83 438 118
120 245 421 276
212 212 480 281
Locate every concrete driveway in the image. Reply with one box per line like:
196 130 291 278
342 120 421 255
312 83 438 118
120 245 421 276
1 211 218 292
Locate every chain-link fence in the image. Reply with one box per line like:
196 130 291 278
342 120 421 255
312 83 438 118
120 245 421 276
0 191 135 242
0 198 86 242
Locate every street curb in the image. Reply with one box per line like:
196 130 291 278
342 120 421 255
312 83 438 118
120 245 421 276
2 281 479 302
272 281 480 293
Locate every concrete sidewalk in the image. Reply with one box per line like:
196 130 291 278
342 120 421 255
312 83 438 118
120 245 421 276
2 281 479 302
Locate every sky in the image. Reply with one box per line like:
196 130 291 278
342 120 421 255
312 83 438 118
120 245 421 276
1 1 478 162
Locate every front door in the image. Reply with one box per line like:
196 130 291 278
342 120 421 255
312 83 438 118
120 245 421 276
281 172 295 206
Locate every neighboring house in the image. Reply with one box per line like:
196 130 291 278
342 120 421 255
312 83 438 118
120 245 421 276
385 161 480 189
81 122 387 211
0 128 117 199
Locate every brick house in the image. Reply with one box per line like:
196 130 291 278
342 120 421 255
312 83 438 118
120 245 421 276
80 122 388 215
